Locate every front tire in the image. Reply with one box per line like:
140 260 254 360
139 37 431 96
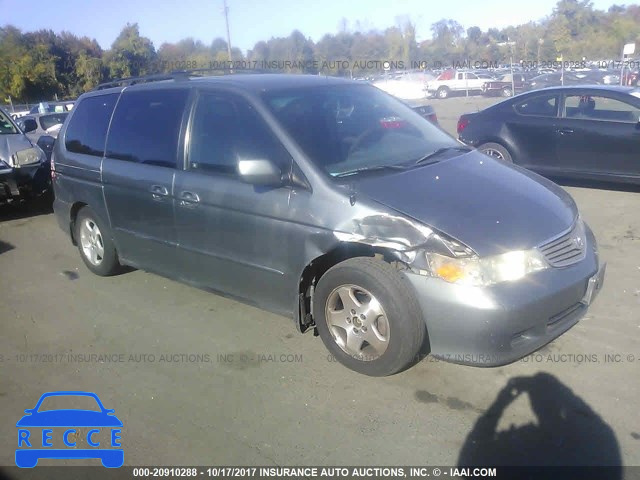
501 86 513 97
75 206 121 276
478 142 513 163
314 257 426 376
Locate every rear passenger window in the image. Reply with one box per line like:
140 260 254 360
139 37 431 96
106 89 189 168
565 94 640 123
65 94 118 156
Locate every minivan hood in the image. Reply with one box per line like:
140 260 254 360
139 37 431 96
352 151 578 257
0 134 33 165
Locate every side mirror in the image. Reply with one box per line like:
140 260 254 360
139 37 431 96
21 119 38 134
24 409 33 414
238 159 282 187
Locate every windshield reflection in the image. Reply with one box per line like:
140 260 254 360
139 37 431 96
262 84 458 177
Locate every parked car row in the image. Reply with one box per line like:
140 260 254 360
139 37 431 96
368 66 640 101
8 101 75 121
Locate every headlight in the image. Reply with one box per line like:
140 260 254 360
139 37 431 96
11 147 44 168
424 239 548 286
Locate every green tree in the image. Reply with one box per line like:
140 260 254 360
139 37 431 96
103 23 156 78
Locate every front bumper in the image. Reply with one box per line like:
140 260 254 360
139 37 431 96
15 448 124 468
0 164 49 202
403 230 604 366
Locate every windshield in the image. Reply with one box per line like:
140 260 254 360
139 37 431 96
0 108 19 134
262 84 458 177
39 112 69 130
36 394 102 412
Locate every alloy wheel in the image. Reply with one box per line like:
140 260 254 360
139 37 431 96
481 148 506 160
324 284 390 361
79 218 105 266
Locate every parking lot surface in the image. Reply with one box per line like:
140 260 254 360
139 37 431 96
1 96 639 469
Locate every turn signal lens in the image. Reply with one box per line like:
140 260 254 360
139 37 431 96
435 263 465 283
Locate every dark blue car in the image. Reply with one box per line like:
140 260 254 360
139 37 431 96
16 391 123 468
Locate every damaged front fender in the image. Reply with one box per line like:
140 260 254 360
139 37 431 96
333 214 434 251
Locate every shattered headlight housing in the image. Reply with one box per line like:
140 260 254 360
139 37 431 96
11 147 45 168
422 235 548 286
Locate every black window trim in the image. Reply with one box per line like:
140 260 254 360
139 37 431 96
102 91 124 159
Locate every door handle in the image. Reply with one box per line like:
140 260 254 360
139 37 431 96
556 128 574 135
150 185 169 198
179 191 200 205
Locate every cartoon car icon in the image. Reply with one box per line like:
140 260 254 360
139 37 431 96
16 391 123 468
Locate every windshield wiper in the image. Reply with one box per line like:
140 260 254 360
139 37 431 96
414 146 471 165
333 164 409 178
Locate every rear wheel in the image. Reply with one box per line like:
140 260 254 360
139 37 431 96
478 142 512 163
75 206 121 276
501 86 513 97
314 257 426 376
436 87 450 99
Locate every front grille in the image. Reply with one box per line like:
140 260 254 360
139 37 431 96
538 221 586 267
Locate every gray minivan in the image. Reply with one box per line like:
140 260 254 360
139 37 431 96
52 73 606 376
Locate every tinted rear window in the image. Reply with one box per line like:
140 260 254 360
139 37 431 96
105 89 189 168
65 94 119 156
514 94 559 117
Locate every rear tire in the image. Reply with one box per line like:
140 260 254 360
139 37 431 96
478 142 512 163
314 257 426 376
75 206 121 276
436 87 450 99
501 86 513 97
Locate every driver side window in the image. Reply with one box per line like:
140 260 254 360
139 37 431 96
188 93 291 176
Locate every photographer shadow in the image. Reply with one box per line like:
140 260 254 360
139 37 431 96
458 373 621 476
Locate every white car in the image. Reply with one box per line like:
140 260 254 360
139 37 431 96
10 111 30 120
372 72 435 100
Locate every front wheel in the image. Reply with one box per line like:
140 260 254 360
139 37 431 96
314 257 427 376
478 142 513 163
501 87 513 97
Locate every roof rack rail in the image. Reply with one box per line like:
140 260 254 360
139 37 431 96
95 72 189 90
170 67 272 76
94 67 274 90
